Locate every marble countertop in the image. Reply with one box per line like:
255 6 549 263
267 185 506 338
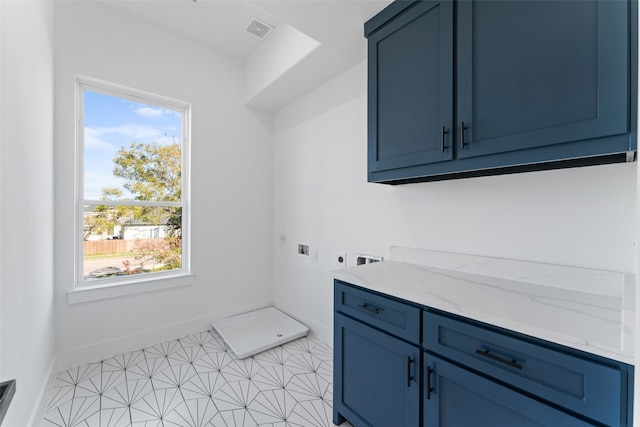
333 247 635 365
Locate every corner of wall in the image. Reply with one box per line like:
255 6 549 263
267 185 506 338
244 22 320 110
27 356 57 427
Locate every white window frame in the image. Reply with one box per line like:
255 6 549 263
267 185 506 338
70 76 192 303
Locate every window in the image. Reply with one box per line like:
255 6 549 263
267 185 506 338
76 77 190 289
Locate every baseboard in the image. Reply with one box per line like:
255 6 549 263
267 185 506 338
55 301 271 372
273 305 333 348
28 356 56 427
306 323 333 348
305 318 333 347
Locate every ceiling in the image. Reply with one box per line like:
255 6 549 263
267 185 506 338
98 0 393 110
99 0 280 60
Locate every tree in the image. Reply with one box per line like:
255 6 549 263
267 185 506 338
88 141 183 271
106 141 182 238
113 141 181 203
83 188 125 240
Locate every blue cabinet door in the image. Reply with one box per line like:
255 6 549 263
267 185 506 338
424 353 598 427
456 0 633 161
367 0 454 177
334 313 420 427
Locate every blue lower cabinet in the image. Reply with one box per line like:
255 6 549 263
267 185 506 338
334 313 420 427
423 353 598 427
334 281 632 426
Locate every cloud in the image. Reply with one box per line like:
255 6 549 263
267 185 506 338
84 127 115 151
135 107 164 118
84 125 169 151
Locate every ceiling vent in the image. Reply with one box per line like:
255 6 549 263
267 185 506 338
246 17 274 39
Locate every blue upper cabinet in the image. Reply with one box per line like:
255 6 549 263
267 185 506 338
365 0 638 184
367 1 454 174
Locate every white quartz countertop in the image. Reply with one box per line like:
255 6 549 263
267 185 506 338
333 248 635 365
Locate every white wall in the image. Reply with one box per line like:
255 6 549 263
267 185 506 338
273 60 638 343
245 22 320 104
54 1 274 369
0 1 56 425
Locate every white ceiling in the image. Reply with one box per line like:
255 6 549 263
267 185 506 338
99 0 279 60
99 0 391 59
98 0 393 110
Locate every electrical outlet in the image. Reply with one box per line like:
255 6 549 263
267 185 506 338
298 244 310 256
336 252 346 267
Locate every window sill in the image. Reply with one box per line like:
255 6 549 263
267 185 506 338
68 273 195 304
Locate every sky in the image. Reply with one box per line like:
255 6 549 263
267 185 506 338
83 90 182 200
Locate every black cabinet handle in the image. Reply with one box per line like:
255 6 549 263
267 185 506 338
460 121 467 149
426 366 433 399
357 304 381 314
475 349 523 370
407 357 414 387
441 126 448 152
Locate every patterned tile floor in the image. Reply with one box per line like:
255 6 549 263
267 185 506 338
41 328 343 427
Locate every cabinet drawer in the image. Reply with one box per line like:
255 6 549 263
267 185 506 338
423 311 625 426
335 280 420 344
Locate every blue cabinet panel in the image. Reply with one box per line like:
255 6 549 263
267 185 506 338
424 353 598 426
334 313 420 427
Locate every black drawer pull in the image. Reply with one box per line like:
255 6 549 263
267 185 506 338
407 357 414 387
426 366 433 399
357 304 382 314
460 121 467 149
441 126 448 152
475 349 523 370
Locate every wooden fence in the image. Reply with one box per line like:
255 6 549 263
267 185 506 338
84 239 166 255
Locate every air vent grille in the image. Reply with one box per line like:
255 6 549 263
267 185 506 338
246 17 274 39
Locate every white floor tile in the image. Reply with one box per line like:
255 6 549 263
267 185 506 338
40 331 336 426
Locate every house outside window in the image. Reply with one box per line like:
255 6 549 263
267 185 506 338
76 77 190 288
